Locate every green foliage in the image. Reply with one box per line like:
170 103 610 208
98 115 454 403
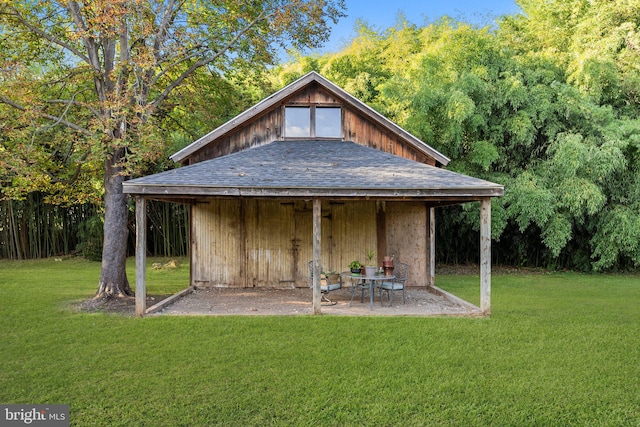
76 215 104 262
348 260 362 269
506 172 555 231
280 5 640 271
591 206 640 270
0 0 347 292
0 196 98 259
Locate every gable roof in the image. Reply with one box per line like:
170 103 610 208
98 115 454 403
125 140 502 200
170 71 450 166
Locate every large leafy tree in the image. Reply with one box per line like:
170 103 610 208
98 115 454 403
499 0 640 269
0 0 345 297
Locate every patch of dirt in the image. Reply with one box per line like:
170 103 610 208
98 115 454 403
76 294 171 316
152 286 481 317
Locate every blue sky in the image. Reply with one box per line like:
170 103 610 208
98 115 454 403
322 0 521 52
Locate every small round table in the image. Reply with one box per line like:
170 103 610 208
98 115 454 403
340 272 396 311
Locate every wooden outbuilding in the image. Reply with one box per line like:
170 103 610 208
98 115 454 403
123 72 503 316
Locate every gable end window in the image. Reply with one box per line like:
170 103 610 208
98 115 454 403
284 106 341 138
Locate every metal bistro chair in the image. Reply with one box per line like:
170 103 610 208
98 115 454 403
308 261 342 305
377 262 409 306
349 274 370 307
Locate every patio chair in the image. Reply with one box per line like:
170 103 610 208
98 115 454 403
349 276 370 307
377 262 409 306
308 261 342 305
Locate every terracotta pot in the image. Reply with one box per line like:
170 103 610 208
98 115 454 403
382 260 394 275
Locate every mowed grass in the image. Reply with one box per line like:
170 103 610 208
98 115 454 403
1 258 639 426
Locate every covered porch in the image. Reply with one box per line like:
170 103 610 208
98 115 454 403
124 141 503 317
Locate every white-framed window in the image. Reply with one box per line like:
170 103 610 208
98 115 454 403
284 106 341 138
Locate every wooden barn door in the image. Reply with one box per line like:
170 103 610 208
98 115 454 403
244 200 296 288
291 201 377 287
291 201 337 287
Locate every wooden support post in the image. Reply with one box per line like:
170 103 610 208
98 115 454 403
480 197 491 315
376 201 387 266
428 207 436 287
135 196 147 317
312 198 322 314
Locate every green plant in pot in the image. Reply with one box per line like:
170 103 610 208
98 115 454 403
364 249 377 276
349 260 362 274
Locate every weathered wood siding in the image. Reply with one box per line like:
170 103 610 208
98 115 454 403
384 202 428 287
189 108 283 164
244 200 296 287
187 84 436 166
191 200 243 286
287 85 342 105
343 109 436 166
191 198 427 288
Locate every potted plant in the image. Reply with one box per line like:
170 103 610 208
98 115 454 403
349 260 362 274
383 255 394 276
364 249 377 276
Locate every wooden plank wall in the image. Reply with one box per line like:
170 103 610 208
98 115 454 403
384 202 428 287
244 200 296 287
187 84 436 166
191 199 427 288
287 85 342 105
191 200 243 287
343 109 434 165
189 109 283 164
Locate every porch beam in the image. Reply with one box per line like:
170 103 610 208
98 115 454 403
312 197 322 314
135 195 147 317
480 197 491 315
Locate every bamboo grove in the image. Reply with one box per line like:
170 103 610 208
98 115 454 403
0 198 188 260
1 0 639 272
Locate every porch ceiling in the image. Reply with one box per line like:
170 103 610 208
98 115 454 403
123 140 503 200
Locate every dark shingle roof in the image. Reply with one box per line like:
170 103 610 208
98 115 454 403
124 141 503 200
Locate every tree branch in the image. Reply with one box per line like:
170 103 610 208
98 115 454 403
0 95 92 136
5 4 91 65
151 45 208 85
45 98 101 119
66 2 104 79
45 148 91 185
154 0 185 56
149 9 273 111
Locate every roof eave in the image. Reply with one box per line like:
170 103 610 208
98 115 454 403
122 183 504 199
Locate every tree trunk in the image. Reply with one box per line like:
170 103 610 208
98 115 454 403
95 149 133 298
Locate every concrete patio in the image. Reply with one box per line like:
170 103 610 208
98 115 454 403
147 285 483 317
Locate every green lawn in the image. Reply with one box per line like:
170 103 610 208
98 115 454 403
1 258 639 426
